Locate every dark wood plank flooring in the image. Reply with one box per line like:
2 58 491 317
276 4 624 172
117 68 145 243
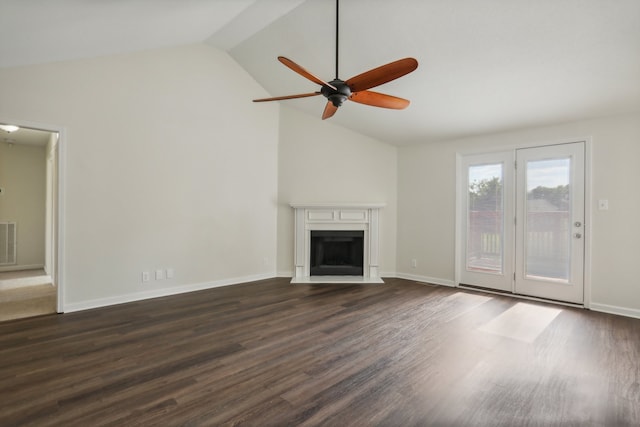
1 277 639 426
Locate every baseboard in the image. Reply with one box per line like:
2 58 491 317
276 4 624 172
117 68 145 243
277 271 293 278
394 272 455 287
63 273 274 313
589 302 640 320
0 264 44 272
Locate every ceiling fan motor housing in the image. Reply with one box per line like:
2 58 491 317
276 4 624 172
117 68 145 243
322 79 352 107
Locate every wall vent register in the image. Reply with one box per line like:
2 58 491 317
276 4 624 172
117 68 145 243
0 222 17 265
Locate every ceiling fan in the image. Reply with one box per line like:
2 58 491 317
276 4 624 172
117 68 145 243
253 0 418 120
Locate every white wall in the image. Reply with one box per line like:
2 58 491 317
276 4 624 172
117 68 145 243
277 106 398 276
0 43 280 310
397 112 640 316
0 142 46 269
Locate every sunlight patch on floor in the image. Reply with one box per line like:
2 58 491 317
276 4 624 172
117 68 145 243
478 302 562 343
439 292 493 322
447 292 493 305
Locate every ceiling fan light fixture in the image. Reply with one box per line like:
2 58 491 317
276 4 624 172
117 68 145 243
329 94 348 107
0 124 19 133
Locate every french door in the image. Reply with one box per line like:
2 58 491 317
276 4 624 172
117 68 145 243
514 143 584 303
459 142 585 304
459 152 514 292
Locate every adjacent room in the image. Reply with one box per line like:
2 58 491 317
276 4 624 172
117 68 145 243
1 0 639 425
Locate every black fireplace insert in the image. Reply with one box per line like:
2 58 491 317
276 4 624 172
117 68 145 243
310 230 364 276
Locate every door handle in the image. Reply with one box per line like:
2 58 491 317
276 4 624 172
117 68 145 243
574 233 582 239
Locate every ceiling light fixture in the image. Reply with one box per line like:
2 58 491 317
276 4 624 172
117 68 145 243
0 124 20 133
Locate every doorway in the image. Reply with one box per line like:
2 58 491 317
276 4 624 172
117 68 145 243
458 141 586 304
0 123 60 321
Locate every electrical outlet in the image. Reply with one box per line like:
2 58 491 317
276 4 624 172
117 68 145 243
263 257 269 266
155 269 165 280
142 271 150 283
166 268 174 279
411 259 417 268
598 199 609 210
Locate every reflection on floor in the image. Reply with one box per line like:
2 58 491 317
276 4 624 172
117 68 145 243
479 301 562 343
0 269 56 322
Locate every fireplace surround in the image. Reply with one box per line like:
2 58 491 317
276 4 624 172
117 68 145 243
290 203 385 284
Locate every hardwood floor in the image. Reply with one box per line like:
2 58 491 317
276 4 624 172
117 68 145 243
1 277 638 426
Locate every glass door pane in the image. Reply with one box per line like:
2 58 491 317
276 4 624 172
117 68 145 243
467 163 504 274
525 158 571 282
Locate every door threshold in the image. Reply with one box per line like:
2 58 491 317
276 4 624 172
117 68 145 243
458 284 584 309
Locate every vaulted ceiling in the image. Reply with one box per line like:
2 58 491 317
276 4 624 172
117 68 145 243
2 0 639 145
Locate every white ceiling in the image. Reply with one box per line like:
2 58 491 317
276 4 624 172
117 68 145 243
1 126 52 148
1 0 639 145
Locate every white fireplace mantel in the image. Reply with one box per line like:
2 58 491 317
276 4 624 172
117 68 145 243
290 203 385 284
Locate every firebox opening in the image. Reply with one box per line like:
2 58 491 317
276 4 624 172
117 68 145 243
310 230 364 276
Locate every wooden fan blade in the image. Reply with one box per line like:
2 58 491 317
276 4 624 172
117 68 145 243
322 102 338 120
278 57 336 90
346 58 418 92
349 90 410 109
253 92 321 102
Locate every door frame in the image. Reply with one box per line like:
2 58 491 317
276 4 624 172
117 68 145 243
455 137 592 307
0 117 67 313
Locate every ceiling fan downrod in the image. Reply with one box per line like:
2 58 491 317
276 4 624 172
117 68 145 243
323 0 350 108
335 0 339 80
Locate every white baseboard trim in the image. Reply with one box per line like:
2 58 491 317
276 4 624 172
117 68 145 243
589 302 640 320
63 273 274 313
277 271 293 278
0 264 44 272
395 272 455 287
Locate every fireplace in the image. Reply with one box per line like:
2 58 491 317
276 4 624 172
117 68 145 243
290 203 384 284
310 230 364 276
